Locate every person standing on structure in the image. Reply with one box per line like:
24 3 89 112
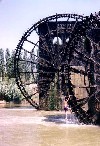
64 96 71 120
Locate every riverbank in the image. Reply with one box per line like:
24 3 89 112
0 101 32 108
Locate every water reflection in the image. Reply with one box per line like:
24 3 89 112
0 108 100 146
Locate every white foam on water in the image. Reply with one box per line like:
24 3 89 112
0 115 98 129
0 115 78 126
60 120 98 128
0 109 98 128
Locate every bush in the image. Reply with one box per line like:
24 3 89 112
0 80 22 103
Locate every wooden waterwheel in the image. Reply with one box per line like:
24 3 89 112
14 13 100 125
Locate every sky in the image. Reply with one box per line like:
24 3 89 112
0 0 100 51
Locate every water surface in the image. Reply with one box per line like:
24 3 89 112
0 108 100 146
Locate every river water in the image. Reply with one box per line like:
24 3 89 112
0 107 100 146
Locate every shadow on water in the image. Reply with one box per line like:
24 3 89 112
44 114 65 124
43 113 79 125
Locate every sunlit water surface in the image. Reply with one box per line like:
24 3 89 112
0 107 100 146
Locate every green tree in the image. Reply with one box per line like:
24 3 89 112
0 48 5 81
5 48 15 78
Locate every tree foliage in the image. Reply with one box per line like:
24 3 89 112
5 48 15 78
0 48 33 102
0 48 5 80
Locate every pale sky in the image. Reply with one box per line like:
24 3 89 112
0 0 100 51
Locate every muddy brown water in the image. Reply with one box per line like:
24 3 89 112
0 106 100 146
